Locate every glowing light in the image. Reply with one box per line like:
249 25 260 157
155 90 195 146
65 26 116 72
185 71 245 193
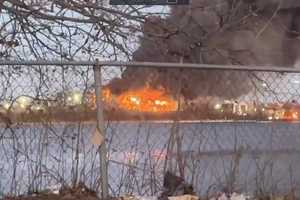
2 101 11 110
214 103 222 110
31 104 45 111
116 87 178 113
66 92 82 105
72 92 82 104
262 108 265 111
161 101 167 105
87 88 113 109
268 116 273 120
102 88 112 102
19 97 28 104
130 96 141 105
292 112 298 119
89 87 177 112
155 100 167 106
16 96 32 109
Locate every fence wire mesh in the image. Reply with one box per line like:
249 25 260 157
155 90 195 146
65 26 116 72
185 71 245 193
0 63 300 198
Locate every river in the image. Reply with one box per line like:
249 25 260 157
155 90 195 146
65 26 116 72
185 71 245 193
0 121 300 197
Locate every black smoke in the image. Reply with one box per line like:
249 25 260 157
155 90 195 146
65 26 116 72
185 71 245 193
108 0 300 100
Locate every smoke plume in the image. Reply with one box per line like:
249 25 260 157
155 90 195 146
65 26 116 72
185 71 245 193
108 0 300 100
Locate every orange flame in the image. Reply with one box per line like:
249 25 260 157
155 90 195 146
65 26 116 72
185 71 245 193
88 87 178 113
102 88 113 102
116 87 178 113
86 88 112 109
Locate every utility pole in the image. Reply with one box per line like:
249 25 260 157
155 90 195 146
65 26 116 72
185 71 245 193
93 64 109 199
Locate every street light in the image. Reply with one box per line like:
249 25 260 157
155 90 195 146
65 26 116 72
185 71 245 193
65 91 83 106
72 92 82 105
16 96 31 109
214 103 222 110
2 101 11 110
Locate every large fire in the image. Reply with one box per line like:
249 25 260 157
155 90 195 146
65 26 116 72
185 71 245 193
116 87 178 113
102 88 113 102
88 87 178 113
86 88 113 110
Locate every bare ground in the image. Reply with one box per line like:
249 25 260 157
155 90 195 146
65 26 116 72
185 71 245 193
3 184 110 200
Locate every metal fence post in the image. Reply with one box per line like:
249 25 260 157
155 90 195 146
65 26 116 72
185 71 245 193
93 64 109 199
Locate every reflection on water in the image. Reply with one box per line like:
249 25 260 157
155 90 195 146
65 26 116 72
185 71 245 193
1 122 300 196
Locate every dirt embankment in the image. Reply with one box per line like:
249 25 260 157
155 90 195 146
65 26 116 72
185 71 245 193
3 183 107 200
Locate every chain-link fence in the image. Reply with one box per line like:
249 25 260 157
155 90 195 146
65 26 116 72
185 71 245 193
1 61 300 198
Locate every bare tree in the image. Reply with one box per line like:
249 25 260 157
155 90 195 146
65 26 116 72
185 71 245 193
0 0 153 60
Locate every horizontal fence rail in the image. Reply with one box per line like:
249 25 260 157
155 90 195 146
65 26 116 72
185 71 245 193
0 60 300 72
